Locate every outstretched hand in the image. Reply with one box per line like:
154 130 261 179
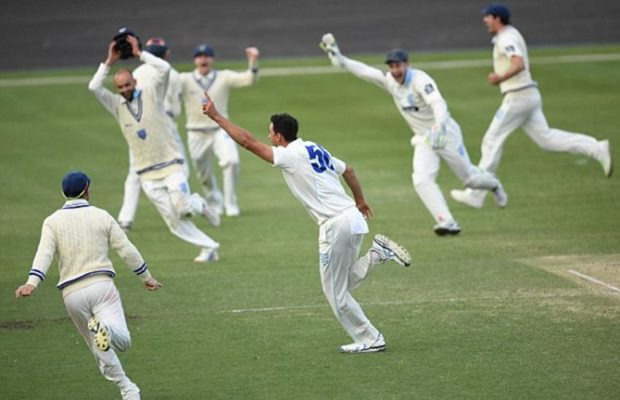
202 91 219 119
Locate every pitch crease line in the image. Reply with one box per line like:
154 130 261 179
219 292 582 314
568 269 620 294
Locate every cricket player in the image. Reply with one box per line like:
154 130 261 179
88 33 221 263
451 3 613 208
202 92 412 353
117 37 190 232
15 171 162 400
320 34 507 235
179 43 260 217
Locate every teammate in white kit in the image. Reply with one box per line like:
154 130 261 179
179 44 260 217
451 3 613 208
202 92 412 353
320 33 507 235
88 33 221 263
117 37 190 232
15 171 162 400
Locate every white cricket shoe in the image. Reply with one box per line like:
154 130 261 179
194 248 219 263
491 183 508 208
88 317 110 352
225 205 240 218
433 220 461 236
202 203 221 227
120 383 140 400
372 234 412 267
340 333 386 354
599 140 613 177
450 189 485 209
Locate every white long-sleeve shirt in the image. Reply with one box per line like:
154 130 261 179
340 56 451 136
88 51 183 180
26 199 151 296
180 67 257 131
492 25 537 94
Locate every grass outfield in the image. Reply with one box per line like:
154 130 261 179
1 45 619 399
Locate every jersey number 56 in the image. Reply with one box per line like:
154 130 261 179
306 145 334 173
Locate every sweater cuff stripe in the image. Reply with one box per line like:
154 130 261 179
133 263 148 275
29 269 46 280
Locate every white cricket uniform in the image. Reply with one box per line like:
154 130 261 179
466 25 606 203
340 56 500 225
273 138 384 345
25 199 151 400
88 51 218 252
117 61 190 226
180 67 257 216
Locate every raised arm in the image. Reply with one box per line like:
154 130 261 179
15 220 56 298
320 33 388 90
202 92 274 164
131 35 170 100
226 47 260 88
109 217 161 291
342 164 374 219
88 41 119 116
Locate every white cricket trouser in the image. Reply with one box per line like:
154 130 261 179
187 128 240 215
466 87 603 202
412 119 500 224
319 212 381 344
118 128 189 225
480 87 601 173
140 171 219 249
63 280 139 397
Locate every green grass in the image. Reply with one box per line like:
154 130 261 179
1 46 619 399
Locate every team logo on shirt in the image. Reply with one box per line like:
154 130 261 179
137 129 147 140
505 45 515 54
424 83 435 94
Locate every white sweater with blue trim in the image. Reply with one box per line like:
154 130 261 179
26 199 151 296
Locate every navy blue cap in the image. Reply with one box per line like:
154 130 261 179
145 37 168 59
385 49 408 64
194 44 215 58
113 27 138 41
62 171 91 198
482 3 511 22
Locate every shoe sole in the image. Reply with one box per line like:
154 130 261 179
340 344 387 354
434 227 461 236
88 317 110 352
373 234 412 267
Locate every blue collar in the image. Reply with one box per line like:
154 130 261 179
62 199 90 210
403 68 414 86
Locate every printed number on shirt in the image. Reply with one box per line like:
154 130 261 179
306 145 334 173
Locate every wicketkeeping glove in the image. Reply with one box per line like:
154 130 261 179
426 126 447 150
320 33 345 67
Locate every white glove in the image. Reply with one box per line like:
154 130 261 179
320 33 344 67
426 126 447 150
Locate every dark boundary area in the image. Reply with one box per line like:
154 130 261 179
2 0 619 71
